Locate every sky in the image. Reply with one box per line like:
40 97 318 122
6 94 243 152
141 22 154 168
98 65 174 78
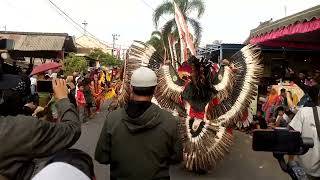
1 0 319 48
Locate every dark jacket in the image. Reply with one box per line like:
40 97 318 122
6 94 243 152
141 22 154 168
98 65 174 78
95 103 183 180
0 98 81 180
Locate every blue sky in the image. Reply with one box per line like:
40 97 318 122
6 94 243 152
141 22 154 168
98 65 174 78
1 0 319 48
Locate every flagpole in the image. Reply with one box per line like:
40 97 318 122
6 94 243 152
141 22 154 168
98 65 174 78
173 1 196 63
172 40 178 69
168 35 175 66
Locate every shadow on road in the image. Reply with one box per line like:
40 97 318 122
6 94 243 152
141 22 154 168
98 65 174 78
73 107 289 180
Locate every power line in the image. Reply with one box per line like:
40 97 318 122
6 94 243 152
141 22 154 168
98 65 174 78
47 0 129 48
140 0 168 22
46 1 83 33
47 0 91 34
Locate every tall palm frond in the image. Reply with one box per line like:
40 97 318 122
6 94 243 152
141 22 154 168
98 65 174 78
151 31 162 39
187 0 205 18
177 0 189 12
187 17 202 45
161 19 176 44
153 2 174 28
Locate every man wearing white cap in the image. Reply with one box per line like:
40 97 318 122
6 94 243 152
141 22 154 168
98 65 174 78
95 67 183 180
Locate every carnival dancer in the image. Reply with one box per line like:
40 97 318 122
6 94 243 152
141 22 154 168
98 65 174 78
111 41 263 173
90 73 104 113
104 82 116 101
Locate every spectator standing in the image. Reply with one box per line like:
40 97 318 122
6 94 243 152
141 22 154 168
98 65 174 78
0 77 81 180
30 75 37 95
83 74 94 118
289 93 320 179
263 88 280 123
76 84 86 123
66 76 77 108
95 67 183 180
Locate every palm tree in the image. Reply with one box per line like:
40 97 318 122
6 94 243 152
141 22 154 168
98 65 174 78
146 31 166 57
153 0 205 46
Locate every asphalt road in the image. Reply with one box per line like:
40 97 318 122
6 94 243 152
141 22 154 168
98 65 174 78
73 110 290 180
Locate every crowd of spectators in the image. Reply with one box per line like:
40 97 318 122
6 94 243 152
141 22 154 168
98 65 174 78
249 68 320 131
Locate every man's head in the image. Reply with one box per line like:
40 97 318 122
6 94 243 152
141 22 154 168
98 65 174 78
280 88 286 97
299 71 306 80
130 67 157 101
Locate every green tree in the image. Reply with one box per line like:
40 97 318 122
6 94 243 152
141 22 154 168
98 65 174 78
64 53 88 75
88 49 121 67
146 31 166 57
153 0 205 46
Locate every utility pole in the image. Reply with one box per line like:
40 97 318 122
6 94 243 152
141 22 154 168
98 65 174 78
82 21 88 35
284 5 287 17
122 49 127 60
112 34 120 57
1 25 6 31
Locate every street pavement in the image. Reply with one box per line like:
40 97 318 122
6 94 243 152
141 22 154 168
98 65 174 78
73 110 290 180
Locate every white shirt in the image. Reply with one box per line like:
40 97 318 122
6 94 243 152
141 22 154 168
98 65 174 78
290 107 320 177
30 77 37 86
276 113 290 123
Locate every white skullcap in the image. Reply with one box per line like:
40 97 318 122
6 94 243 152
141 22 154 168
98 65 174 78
32 162 90 180
130 67 157 87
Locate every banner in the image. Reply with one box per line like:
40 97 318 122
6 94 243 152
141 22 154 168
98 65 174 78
174 1 196 61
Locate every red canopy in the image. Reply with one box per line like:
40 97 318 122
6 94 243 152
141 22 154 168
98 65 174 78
30 62 62 75
248 5 320 50
250 18 320 50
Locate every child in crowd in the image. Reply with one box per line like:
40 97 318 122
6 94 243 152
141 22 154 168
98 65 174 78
253 110 268 129
275 106 290 128
76 83 86 123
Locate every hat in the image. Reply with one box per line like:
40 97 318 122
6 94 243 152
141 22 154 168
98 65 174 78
32 162 90 180
0 63 21 90
130 67 157 87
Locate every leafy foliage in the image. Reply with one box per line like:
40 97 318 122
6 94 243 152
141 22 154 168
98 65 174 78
153 0 205 45
146 31 166 57
88 49 122 67
64 53 88 75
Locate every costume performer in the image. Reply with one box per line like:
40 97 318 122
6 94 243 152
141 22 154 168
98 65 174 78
90 74 103 113
110 41 263 172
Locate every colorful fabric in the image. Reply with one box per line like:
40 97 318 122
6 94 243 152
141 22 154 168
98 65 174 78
76 90 86 106
105 88 116 100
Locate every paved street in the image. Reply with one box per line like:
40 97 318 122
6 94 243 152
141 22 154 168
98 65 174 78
73 110 290 180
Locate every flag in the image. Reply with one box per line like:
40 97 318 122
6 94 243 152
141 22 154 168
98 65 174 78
174 1 196 61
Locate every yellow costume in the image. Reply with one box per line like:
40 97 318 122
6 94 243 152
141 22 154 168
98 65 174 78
105 88 116 100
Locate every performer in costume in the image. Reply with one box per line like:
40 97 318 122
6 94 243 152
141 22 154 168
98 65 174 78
110 41 263 172
90 74 103 113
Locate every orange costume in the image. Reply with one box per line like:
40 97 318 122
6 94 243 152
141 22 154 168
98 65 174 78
90 80 103 112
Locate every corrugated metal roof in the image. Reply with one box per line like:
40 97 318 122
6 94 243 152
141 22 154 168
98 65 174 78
76 35 112 54
0 31 73 51
249 5 320 38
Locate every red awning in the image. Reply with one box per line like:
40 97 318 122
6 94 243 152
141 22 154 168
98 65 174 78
250 18 320 50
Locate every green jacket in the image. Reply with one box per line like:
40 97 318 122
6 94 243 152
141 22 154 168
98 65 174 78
0 98 81 180
95 104 183 180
